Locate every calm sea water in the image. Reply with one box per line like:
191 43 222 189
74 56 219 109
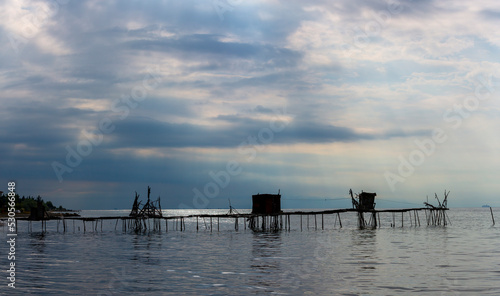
1 208 499 295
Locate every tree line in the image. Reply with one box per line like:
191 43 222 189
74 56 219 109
0 194 68 213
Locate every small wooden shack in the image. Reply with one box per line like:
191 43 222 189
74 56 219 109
252 192 281 214
358 192 376 211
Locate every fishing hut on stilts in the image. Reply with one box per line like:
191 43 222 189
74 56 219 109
350 189 377 228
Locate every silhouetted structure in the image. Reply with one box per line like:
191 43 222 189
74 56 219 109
129 186 163 218
350 189 376 211
252 191 281 214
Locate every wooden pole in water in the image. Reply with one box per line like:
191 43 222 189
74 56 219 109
300 215 303 231
490 207 495 225
337 213 342 228
314 215 317 230
321 214 324 230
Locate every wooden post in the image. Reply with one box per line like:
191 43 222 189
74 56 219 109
337 213 342 228
490 207 495 225
314 215 317 230
401 212 404 227
218 217 220 232
321 214 324 230
300 215 303 231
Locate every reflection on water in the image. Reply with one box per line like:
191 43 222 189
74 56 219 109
249 232 282 291
0 209 499 295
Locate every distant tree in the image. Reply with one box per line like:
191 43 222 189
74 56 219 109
46 201 55 210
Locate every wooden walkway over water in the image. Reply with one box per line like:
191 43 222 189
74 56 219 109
2 207 450 233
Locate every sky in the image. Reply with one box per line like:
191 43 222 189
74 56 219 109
1 0 500 210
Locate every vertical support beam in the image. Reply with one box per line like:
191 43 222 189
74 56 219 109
300 215 303 231
321 214 324 230
490 207 495 225
314 215 317 230
337 213 342 228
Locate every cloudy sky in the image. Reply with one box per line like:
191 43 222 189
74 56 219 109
1 0 500 209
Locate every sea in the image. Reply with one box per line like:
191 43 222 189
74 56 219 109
1 208 499 295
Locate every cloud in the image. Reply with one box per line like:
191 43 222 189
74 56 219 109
1 0 499 208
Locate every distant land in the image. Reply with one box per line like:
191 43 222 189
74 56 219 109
0 193 74 217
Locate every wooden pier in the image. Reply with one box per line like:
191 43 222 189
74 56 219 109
1 188 452 233
2 206 450 234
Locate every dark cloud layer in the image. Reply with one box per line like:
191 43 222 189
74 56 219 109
1 0 497 208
